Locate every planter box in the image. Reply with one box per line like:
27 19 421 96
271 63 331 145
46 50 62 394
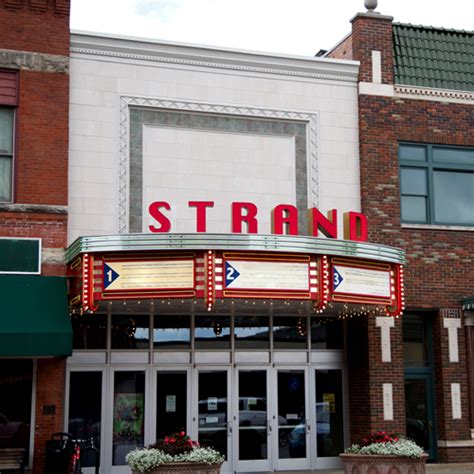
340 453 428 474
131 462 222 474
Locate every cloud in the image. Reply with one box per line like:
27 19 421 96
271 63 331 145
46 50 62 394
134 0 183 20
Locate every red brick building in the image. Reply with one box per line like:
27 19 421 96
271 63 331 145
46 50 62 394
327 1 474 463
0 1 71 472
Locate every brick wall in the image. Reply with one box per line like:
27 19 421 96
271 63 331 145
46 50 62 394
0 0 69 55
351 13 394 84
33 359 67 473
16 69 68 204
350 10 474 463
347 314 405 443
327 34 353 60
0 2 70 472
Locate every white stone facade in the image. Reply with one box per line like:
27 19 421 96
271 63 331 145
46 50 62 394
68 32 360 242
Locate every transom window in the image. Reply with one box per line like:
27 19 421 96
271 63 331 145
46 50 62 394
399 143 474 226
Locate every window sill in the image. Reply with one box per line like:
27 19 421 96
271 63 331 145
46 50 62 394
401 223 474 232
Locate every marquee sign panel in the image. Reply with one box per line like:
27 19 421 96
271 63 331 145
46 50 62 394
224 260 310 291
332 265 391 298
103 259 194 291
66 235 404 317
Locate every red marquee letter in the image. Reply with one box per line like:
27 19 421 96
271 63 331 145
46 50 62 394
272 204 298 235
344 211 368 241
149 201 171 232
189 201 214 232
231 202 258 234
308 208 338 238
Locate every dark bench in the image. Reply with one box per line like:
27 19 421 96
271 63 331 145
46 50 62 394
0 448 25 473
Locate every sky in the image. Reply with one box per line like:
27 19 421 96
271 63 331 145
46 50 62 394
70 0 473 57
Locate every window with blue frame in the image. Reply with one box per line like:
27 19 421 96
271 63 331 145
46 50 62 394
399 144 474 226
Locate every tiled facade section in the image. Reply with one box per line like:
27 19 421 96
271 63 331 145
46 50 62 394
131 109 305 233
68 46 360 242
142 126 296 234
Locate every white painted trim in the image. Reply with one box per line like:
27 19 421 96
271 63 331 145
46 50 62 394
451 383 462 419
437 439 474 448
70 31 359 83
28 359 37 470
395 85 474 105
383 383 393 420
444 318 461 363
359 82 395 97
402 223 474 232
376 316 395 362
371 51 382 84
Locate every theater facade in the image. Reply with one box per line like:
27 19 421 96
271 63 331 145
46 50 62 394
64 29 404 473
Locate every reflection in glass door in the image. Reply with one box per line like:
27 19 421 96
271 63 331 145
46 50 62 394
314 369 344 469
112 371 145 466
275 369 309 470
197 371 229 463
235 369 270 472
156 371 187 439
405 375 437 460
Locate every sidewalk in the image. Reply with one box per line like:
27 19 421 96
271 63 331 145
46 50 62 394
277 465 474 474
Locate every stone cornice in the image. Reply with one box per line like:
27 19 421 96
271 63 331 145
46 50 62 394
395 84 474 104
70 31 359 83
0 48 69 73
0 203 68 215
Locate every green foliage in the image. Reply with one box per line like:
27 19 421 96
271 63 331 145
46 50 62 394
345 436 424 459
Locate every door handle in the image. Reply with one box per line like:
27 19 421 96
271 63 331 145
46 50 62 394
267 420 272 435
227 421 232 436
305 420 311 434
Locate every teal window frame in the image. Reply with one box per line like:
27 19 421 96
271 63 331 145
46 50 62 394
399 143 474 226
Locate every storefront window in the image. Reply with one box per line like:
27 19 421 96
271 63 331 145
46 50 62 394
311 317 344 349
195 315 230 349
68 372 102 467
72 314 107 349
0 360 32 461
403 315 431 368
111 315 150 350
113 371 145 465
273 316 307 349
235 316 269 349
153 315 190 349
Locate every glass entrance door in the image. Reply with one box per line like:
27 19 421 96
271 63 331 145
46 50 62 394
274 368 310 471
195 369 231 472
234 369 271 472
156 370 188 439
313 368 345 470
405 375 437 460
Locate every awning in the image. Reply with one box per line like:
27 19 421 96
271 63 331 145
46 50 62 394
463 296 474 311
0 275 72 356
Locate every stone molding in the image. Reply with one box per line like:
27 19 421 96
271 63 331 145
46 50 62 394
0 203 68 214
70 33 359 84
395 85 474 104
118 96 319 234
0 48 69 73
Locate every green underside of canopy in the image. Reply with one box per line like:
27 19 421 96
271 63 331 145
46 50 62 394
0 275 72 357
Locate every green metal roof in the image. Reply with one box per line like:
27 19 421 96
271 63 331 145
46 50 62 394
393 23 474 92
